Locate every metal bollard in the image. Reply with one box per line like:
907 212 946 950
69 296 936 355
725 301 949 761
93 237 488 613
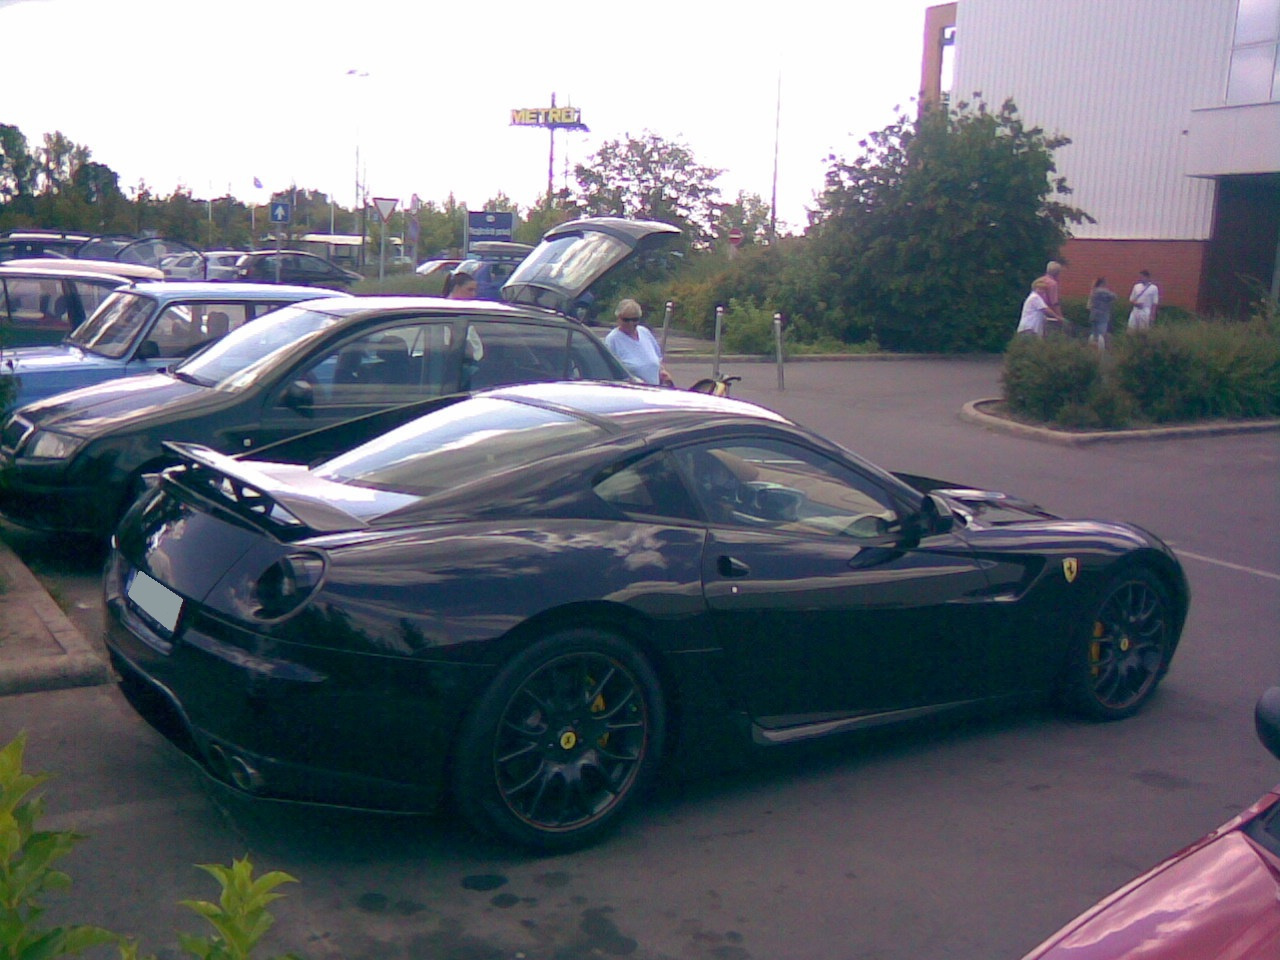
713 305 724 378
660 301 673 356
774 313 785 390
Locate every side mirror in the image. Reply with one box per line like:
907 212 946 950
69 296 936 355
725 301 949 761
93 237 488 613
1256 687 1280 762
926 493 956 535
281 379 314 414
135 340 160 361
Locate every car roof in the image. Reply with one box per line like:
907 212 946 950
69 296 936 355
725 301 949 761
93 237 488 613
482 381 793 432
120 281 339 300
1 258 164 280
239 250 330 258
0 264 137 285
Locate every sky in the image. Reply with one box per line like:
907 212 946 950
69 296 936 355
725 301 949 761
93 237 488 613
0 0 941 234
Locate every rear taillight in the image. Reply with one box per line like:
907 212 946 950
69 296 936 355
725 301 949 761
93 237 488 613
253 552 325 619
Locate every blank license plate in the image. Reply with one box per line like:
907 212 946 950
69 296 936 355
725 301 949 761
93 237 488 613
127 570 183 633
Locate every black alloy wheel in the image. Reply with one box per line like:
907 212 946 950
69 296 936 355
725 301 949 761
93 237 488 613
1061 567 1174 721
453 629 665 851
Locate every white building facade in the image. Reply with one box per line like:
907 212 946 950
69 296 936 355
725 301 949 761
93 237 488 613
922 0 1280 315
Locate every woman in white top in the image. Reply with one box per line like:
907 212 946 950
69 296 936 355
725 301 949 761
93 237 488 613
1016 279 1054 337
603 299 673 386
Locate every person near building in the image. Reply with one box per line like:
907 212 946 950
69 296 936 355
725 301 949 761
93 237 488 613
1087 277 1117 348
1037 261 1066 334
604 298 673 386
1128 270 1160 331
1016 279 1054 338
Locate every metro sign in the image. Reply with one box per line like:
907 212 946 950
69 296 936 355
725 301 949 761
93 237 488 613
510 106 587 129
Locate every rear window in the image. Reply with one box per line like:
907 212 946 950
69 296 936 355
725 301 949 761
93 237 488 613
314 397 604 497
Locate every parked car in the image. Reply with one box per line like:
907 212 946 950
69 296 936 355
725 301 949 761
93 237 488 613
0 231 201 268
1020 686 1280 960
0 261 162 348
159 251 245 281
0 217 669 536
417 240 533 299
77 236 202 268
0 281 335 412
102 378 1189 851
0 230 92 262
236 251 363 290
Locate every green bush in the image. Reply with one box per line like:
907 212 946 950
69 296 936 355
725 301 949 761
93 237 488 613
1001 336 1105 423
1115 322 1280 422
720 298 781 354
1002 315 1280 427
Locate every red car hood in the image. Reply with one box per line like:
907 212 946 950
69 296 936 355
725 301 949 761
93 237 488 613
1023 790 1280 959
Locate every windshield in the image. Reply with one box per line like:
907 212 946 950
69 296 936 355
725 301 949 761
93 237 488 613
314 397 604 498
174 305 342 389
67 292 155 358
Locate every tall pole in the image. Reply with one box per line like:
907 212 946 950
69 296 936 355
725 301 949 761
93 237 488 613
547 92 556 201
769 72 781 243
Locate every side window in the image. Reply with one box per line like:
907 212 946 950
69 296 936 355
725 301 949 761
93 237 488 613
297 322 453 405
464 321 579 390
671 438 901 538
148 304 206 356
68 280 116 323
3 277 65 328
568 329 624 380
593 452 700 522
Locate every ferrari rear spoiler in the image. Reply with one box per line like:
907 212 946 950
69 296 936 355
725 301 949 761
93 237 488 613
161 441 369 534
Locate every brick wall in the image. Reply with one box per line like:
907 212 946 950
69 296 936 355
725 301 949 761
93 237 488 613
1055 239 1208 311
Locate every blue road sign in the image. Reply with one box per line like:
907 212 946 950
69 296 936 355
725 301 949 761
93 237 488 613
270 202 292 223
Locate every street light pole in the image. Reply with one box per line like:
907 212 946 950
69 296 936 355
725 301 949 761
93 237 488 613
346 69 369 269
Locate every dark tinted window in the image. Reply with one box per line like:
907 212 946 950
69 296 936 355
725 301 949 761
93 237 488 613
465 320 619 389
593 452 699 522
671 438 900 537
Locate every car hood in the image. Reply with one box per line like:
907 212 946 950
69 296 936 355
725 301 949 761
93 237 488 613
12 372 215 435
1022 791 1280 959
501 218 680 315
2 344 123 375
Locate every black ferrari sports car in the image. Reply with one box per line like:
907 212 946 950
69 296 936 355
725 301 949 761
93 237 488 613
104 382 1190 850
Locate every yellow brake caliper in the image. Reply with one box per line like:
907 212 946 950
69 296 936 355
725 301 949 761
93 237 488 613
1090 621 1105 677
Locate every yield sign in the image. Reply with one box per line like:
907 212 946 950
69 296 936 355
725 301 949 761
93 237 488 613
372 197 398 223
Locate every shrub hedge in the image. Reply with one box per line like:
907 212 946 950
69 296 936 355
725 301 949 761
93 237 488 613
1003 315 1280 428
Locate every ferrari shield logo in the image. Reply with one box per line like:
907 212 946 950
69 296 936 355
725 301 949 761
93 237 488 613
1063 558 1079 583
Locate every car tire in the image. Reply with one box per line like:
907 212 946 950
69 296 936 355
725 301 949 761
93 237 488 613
1058 566 1175 721
451 628 665 852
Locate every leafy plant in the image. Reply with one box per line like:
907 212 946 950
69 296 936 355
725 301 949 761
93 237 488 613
175 860 298 960
0 733 299 960
0 733 116 960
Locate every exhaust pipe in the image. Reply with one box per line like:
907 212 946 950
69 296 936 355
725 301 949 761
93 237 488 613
227 754 265 793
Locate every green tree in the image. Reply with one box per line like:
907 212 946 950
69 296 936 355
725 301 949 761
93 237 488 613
716 190 773 249
0 124 37 220
812 97 1090 352
572 131 723 248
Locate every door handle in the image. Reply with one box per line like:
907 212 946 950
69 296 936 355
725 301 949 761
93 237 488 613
717 555 751 578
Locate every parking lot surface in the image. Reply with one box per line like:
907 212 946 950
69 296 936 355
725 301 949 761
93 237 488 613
1 356 1276 960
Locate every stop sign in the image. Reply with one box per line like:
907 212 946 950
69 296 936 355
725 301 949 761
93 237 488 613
728 228 743 247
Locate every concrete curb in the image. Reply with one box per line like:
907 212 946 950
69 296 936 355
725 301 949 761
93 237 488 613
960 397 1280 445
0 539 110 695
